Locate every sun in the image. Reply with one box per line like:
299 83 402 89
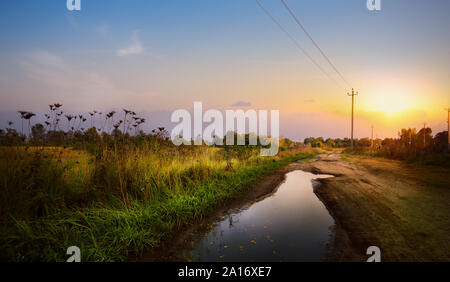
368 89 415 115
374 95 408 115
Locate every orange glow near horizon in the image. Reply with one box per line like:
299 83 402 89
368 91 413 115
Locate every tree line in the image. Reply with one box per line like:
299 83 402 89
304 127 449 163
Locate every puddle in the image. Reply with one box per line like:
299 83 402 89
188 170 334 261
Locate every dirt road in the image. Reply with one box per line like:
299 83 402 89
296 153 450 262
139 153 450 262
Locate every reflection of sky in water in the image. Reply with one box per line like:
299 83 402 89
189 170 334 262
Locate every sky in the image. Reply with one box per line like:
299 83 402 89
0 0 449 141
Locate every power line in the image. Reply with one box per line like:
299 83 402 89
255 0 342 88
280 0 352 88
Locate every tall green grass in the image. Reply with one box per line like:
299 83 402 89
0 143 317 261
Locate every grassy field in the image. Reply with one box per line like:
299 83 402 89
0 142 319 262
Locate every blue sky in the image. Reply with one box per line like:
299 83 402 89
0 0 449 140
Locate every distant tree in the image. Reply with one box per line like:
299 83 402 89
304 137 324 147
325 138 336 148
303 137 314 146
31 123 46 144
0 128 25 146
433 131 448 152
417 127 433 149
399 128 416 147
357 138 371 147
47 130 66 145
84 127 101 143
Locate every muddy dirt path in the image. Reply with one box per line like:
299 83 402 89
297 153 450 261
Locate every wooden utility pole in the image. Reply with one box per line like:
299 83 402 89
423 122 427 147
446 108 450 151
371 125 374 148
409 130 412 146
347 88 358 149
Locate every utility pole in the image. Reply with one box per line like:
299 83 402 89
446 108 450 151
423 122 427 147
409 130 412 146
347 88 358 149
371 125 374 148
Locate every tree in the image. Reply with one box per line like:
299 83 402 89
357 138 371 147
84 127 101 143
417 127 433 148
0 128 25 146
325 138 336 148
31 123 46 144
433 131 448 152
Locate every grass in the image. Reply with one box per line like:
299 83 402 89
0 143 318 261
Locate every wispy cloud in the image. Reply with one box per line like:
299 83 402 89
117 30 143 57
230 101 251 107
19 50 129 109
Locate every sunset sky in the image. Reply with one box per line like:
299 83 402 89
0 0 449 141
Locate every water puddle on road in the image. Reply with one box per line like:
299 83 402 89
188 170 335 262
